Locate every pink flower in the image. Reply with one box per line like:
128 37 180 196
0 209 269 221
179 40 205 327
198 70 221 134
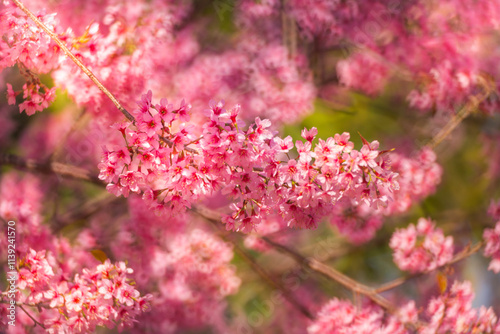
108 147 132 166
136 90 153 113
119 171 142 193
116 285 140 307
274 135 294 152
334 132 354 153
44 282 68 308
175 99 191 122
155 97 175 123
19 99 40 116
138 113 162 137
358 145 378 168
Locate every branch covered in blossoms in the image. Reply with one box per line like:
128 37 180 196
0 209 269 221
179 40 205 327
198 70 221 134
98 92 399 232
4 249 151 333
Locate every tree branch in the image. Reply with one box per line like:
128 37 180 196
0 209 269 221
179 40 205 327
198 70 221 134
426 77 494 149
19 304 46 329
10 0 134 122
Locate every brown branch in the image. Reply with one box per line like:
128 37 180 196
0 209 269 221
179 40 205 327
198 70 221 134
260 236 396 312
0 153 103 186
375 241 485 293
18 304 46 329
232 241 314 319
10 0 134 122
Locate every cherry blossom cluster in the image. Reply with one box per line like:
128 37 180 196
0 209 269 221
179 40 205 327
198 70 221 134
1 0 195 118
390 218 454 273
98 91 399 232
422 280 500 333
297 0 500 113
0 173 57 255
336 53 389 96
328 147 442 244
165 229 241 298
247 147 441 247
1 2 62 114
307 298 408 334
147 229 241 331
134 227 241 332
0 172 100 274
0 2 62 73
13 250 152 333
385 148 442 215
329 203 384 244
0 173 152 332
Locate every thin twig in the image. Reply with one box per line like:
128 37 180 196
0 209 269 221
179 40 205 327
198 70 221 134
375 241 484 293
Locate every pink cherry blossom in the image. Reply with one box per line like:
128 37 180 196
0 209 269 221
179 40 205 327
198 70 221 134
483 220 500 273
390 218 454 273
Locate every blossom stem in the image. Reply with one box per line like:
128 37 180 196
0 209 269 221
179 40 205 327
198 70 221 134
426 78 493 149
0 153 102 186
